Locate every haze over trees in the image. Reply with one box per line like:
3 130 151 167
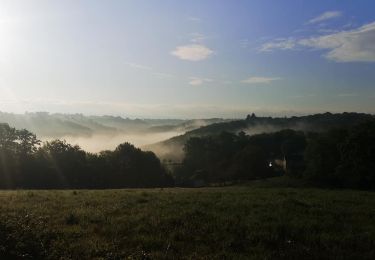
0 123 172 189
0 112 375 190
147 112 374 161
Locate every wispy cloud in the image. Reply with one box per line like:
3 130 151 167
259 21 375 62
152 72 174 79
299 22 375 62
171 44 214 61
123 62 152 70
289 94 316 99
241 37 273 49
123 61 175 79
190 33 207 43
240 39 251 49
317 28 339 34
259 38 297 52
189 77 213 86
308 11 342 24
188 16 201 22
338 93 359 97
241 76 282 84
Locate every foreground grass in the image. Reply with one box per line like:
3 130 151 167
1 180 375 259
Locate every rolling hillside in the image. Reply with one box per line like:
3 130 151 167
145 112 374 161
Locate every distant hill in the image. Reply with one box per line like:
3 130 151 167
0 112 227 138
1 111 373 158
146 118 230 133
144 112 375 161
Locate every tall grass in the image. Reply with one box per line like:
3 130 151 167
0 183 374 259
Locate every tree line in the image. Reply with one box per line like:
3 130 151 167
174 120 375 189
1 119 374 189
0 123 173 189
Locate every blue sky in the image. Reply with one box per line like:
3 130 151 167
0 0 374 118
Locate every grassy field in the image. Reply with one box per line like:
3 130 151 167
1 178 375 259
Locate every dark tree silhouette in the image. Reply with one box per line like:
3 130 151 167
1 117 375 190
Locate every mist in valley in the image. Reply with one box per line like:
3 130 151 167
0 112 228 158
42 131 184 153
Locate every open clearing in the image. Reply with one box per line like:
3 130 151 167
1 179 375 259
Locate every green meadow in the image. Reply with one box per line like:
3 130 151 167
1 178 375 259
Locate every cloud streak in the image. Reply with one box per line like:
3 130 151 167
171 44 214 61
190 33 207 43
189 77 213 86
241 76 282 84
123 62 152 70
308 11 342 24
188 16 201 22
152 72 174 79
123 61 175 79
259 38 297 52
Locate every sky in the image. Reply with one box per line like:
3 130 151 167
0 0 374 118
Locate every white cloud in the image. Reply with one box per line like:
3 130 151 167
259 22 375 62
299 22 375 62
241 76 282 84
189 78 203 86
171 44 214 61
189 77 213 86
308 11 342 24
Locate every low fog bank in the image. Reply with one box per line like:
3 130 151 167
143 141 185 162
0 112 227 138
0 111 228 155
42 131 183 153
243 122 310 136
